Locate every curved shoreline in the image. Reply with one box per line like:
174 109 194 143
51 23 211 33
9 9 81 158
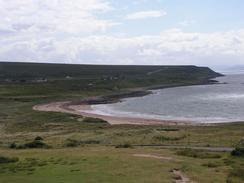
68 80 221 106
33 101 198 125
33 78 226 126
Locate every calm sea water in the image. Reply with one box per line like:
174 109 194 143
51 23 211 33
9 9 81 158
92 74 244 123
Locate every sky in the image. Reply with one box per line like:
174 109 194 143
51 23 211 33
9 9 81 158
0 0 244 69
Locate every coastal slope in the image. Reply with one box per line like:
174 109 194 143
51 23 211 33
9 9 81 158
0 62 221 88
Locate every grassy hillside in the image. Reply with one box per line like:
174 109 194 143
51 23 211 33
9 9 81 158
0 62 221 81
1 62 243 183
0 62 221 98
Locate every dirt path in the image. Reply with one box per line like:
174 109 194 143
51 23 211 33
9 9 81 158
132 154 196 183
133 154 174 161
172 169 197 183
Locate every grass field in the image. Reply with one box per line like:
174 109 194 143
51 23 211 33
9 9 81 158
0 147 243 183
0 62 243 182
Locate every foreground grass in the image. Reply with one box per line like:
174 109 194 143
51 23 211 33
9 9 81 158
0 147 175 183
1 147 241 183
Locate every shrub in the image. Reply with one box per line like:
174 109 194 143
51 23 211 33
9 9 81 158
115 143 132 148
34 136 43 141
82 117 108 124
202 161 221 168
176 149 222 159
65 139 100 147
0 156 19 164
65 139 80 147
154 135 186 141
231 147 244 157
9 142 17 149
9 138 49 149
24 140 48 148
15 144 26 149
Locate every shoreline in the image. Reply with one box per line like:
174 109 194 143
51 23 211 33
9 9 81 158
33 100 244 126
68 78 222 106
33 77 232 126
33 101 197 126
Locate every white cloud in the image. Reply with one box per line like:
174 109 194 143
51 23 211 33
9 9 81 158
0 0 115 34
0 1 243 68
1 29 244 67
126 10 166 20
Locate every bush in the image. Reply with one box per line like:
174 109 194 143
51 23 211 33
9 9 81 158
82 117 108 124
65 139 80 147
65 139 100 147
34 136 43 141
81 140 100 144
115 143 132 148
9 142 17 149
202 161 221 168
24 140 48 148
231 147 244 157
154 135 186 141
176 149 222 159
9 138 49 149
0 156 19 164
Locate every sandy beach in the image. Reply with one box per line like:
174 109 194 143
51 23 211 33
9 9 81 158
33 101 193 126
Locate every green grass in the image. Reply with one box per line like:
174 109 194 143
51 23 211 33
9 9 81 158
176 149 222 159
0 148 175 183
0 147 237 183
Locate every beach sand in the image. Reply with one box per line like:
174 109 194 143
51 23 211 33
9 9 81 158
33 101 194 126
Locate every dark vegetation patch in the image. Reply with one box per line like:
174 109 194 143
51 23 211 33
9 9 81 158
34 136 43 141
0 156 19 164
82 117 109 124
115 143 132 148
202 161 222 168
154 135 186 141
176 149 222 159
231 147 244 157
156 128 180 132
231 139 244 157
65 139 101 147
22 140 49 149
9 137 49 149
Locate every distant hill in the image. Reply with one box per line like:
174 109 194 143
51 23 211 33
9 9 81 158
0 62 222 82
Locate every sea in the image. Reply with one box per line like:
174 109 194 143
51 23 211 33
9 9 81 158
92 74 244 123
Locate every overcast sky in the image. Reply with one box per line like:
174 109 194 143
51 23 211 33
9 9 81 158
0 0 244 68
